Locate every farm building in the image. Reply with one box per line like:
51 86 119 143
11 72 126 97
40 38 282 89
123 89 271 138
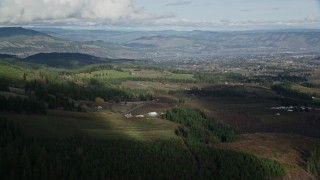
125 113 133 118
96 106 103 110
148 112 158 117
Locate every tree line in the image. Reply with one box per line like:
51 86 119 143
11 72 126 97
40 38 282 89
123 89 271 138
0 95 46 114
193 72 307 85
193 72 248 84
271 85 312 101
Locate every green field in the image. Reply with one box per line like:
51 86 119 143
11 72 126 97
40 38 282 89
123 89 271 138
0 60 59 81
77 69 195 81
0 61 25 79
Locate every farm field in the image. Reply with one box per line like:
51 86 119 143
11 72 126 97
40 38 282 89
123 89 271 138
2 110 178 141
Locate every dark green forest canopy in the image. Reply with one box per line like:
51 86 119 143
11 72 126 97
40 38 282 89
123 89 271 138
0 118 285 180
308 144 320 178
162 108 237 143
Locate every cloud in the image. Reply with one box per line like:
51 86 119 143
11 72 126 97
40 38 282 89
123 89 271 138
0 0 172 25
165 1 191 7
240 7 284 12
219 16 320 28
220 19 231 24
130 15 320 30
304 15 320 22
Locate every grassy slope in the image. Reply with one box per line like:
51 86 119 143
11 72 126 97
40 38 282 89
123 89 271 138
0 60 26 79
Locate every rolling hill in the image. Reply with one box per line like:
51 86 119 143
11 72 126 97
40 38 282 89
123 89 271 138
0 27 77 57
0 27 47 38
0 54 18 59
24 52 107 67
0 27 123 58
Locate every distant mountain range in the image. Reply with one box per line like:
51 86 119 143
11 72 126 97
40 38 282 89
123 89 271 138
0 27 319 59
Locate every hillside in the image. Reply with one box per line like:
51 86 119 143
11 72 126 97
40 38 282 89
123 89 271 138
0 27 75 57
0 27 47 38
24 53 106 67
0 27 120 58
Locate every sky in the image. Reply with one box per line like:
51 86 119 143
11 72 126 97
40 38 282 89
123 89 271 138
0 0 319 30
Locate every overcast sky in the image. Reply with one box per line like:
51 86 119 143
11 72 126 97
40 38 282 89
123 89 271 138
0 0 319 30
